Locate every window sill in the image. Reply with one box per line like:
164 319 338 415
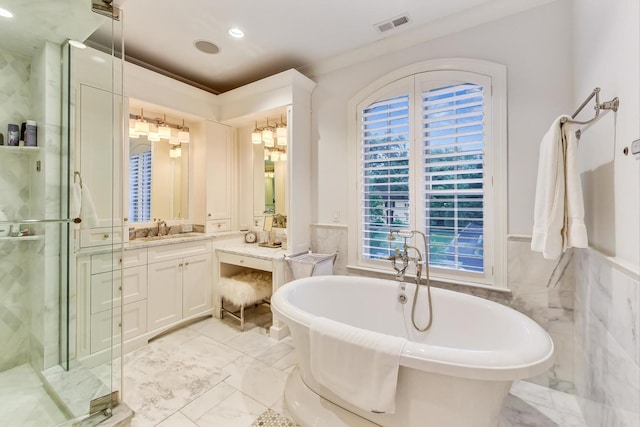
345 264 512 295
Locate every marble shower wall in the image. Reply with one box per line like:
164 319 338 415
310 226 576 393
0 49 33 372
574 248 640 427
30 41 63 371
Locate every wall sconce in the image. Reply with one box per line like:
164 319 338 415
134 109 149 135
169 145 182 158
252 121 262 144
158 114 172 140
178 119 190 143
129 110 190 144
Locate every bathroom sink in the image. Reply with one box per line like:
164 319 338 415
135 232 204 242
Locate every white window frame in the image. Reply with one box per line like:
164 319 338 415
347 58 507 289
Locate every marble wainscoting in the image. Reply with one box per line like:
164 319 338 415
309 225 576 393
309 224 348 275
574 248 640 427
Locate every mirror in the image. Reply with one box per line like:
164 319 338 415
253 142 287 224
128 134 190 222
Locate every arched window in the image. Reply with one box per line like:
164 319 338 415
348 59 507 287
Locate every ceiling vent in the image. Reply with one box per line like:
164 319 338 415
375 14 410 33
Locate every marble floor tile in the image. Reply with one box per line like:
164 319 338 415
181 382 237 421
122 316 589 427
223 355 289 408
194 390 267 427
0 364 67 427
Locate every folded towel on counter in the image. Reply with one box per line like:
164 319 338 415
531 116 587 259
310 316 407 414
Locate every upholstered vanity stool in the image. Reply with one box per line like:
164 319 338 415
218 270 272 331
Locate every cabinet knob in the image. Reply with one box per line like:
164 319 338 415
103 234 110 239
124 217 129 222
185 262 190 266
118 258 122 264
179 263 184 267
208 213 212 217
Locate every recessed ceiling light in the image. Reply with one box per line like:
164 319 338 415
194 40 220 54
0 7 14 18
228 27 244 39
68 40 87 49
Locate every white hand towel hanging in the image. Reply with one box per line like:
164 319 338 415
531 116 587 259
80 183 99 229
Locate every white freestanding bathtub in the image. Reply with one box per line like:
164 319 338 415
271 275 554 427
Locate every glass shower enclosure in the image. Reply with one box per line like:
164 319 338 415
0 1 124 425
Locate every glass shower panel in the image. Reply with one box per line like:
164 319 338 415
0 1 122 425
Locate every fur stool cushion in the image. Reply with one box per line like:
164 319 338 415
219 270 272 307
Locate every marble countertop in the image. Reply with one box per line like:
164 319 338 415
215 240 288 261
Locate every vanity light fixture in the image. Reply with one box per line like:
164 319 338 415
129 119 139 139
270 151 280 162
178 119 190 143
158 114 172 139
279 152 287 161
251 121 262 144
169 145 182 158
262 118 275 147
133 109 149 135
276 115 287 146
129 111 190 143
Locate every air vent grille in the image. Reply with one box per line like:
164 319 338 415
375 14 410 33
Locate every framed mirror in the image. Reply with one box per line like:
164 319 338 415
128 104 191 223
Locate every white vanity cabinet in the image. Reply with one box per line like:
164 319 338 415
83 248 148 357
147 240 213 330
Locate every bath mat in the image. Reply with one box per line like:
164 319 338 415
251 409 299 427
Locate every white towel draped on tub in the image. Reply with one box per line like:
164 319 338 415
531 116 588 259
309 316 407 414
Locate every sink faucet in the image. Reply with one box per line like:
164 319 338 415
157 219 167 236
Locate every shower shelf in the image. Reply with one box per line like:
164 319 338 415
0 235 43 241
0 146 40 153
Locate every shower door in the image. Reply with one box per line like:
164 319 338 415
0 1 123 426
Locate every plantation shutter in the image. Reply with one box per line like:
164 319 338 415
361 94 411 260
422 83 485 273
129 151 152 222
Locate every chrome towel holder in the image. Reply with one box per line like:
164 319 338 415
561 87 619 139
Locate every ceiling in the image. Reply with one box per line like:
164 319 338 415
86 0 553 94
0 0 553 94
0 0 104 58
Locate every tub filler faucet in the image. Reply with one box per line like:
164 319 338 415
387 229 433 332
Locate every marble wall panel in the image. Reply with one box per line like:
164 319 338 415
574 248 640 427
0 49 32 372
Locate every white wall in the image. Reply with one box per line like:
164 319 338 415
572 0 640 269
310 0 573 237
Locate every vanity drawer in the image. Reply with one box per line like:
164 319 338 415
147 239 212 264
206 219 231 233
91 265 148 314
80 227 124 249
90 299 147 353
91 248 147 274
217 252 273 272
